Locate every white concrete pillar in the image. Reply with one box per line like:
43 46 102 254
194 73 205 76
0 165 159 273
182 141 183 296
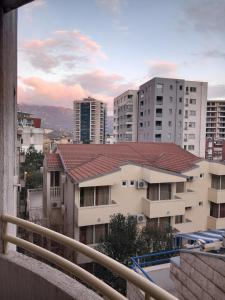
0 7 18 252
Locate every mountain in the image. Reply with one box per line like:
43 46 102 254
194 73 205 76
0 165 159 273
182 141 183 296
18 104 113 135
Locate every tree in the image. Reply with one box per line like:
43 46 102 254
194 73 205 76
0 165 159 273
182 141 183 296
96 213 175 295
20 146 44 189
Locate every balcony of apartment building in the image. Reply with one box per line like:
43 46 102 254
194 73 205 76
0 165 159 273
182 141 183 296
155 108 163 118
75 186 119 227
142 183 185 219
0 2 178 299
50 171 61 205
208 174 225 204
156 96 163 105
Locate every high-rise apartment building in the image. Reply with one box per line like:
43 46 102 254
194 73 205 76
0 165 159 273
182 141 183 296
206 100 225 160
113 90 138 142
137 77 207 158
73 97 106 144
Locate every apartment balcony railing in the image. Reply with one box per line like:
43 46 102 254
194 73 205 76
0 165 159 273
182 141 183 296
208 188 225 204
0 214 177 300
142 197 185 219
76 201 119 226
50 186 61 200
207 215 225 230
173 219 193 233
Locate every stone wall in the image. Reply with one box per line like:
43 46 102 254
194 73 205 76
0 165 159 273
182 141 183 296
170 251 225 300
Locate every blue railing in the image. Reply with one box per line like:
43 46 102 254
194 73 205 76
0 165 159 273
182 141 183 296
131 249 181 283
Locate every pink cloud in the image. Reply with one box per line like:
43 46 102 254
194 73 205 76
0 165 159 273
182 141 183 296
147 60 179 78
65 69 136 96
18 77 87 107
20 30 107 72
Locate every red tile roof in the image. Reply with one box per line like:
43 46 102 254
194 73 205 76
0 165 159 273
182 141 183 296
46 143 200 182
46 153 63 170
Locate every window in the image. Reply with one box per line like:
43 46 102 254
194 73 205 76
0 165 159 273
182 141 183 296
179 85 183 90
211 175 225 190
188 134 195 139
169 108 172 114
176 182 184 193
200 173 204 178
50 171 60 187
140 111 144 117
79 224 108 245
170 97 173 102
140 101 144 106
156 83 163 93
179 97 182 103
170 85 173 90
148 109 150 115
139 122 143 128
175 215 183 224
156 96 163 104
189 122 195 128
178 109 182 115
179 121 182 127
80 186 110 207
80 187 94 207
147 183 171 200
128 94 133 99
130 180 135 186
156 108 162 116
168 121 172 127
155 134 161 141
96 186 109 205
188 145 195 151
190 99 196 104
122 180 127 187
156 120 162 128
190 87 197 92
189 110 196 116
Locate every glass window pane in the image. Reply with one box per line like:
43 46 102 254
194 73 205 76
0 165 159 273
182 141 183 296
96 186 109 205
95 224 108 243
80 226 93 244
221 176 225 189
147 184 159 200
55 171 60 186
211 175 220 189
220 204 225 218
80 187 94 207
210 202 219 218
160 183 171 200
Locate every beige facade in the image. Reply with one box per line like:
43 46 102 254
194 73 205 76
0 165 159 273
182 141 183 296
43 151 225 263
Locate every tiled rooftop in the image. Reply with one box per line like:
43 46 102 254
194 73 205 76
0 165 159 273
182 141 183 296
46 143 200 182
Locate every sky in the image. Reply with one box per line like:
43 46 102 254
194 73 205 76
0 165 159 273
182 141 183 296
18 0 225 114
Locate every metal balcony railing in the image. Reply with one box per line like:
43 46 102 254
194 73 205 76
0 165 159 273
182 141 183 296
50 186 61 198
0 214 177 300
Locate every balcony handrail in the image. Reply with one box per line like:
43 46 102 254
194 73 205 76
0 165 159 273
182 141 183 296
1 214 177 300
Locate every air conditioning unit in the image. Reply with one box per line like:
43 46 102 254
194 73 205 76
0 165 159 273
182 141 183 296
136 180 147 189
187 176 194 182
51 202 61 208
136 214 147 224
61 174 66 184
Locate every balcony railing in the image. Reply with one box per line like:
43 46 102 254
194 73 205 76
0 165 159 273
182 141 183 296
0 214 177 300
50 186 61 199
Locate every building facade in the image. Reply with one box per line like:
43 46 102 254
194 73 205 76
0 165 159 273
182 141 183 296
137 78 207 158
206 100 225 160
43 143 225 264
73 97 106 144
113 90 138 142
17 111 44 152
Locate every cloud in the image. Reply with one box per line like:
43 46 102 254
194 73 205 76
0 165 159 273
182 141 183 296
183 0 225 33
20 30 107 72
18 77 87 107
147 60 179 78
22 0 46 20
96 0 127 14
18 71 135 113
64 69 136 96
193 50 225 60
208 84 225 99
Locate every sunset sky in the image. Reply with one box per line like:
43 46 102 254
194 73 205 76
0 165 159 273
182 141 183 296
18 0 225 114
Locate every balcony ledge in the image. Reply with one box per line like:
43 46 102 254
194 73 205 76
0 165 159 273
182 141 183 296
0 251 102 300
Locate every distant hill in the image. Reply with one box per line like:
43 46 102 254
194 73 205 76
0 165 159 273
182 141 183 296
18 104 113 135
